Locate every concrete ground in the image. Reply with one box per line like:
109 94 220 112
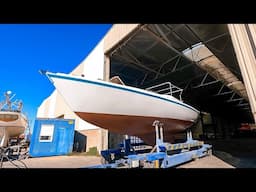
6 136 256 168
206 137 256 168
1 155 102 168
1 153 233 168
177 154 233 168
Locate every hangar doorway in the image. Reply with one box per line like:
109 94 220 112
105 24 255 167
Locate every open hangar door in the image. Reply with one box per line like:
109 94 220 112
107 24 255 167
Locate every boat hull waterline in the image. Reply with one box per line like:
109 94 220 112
45 72 199 145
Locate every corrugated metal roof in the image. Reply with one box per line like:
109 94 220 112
108 24 253 122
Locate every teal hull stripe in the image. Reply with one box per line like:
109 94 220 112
48 73 199 113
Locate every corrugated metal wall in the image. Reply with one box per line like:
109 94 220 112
228 24 256 123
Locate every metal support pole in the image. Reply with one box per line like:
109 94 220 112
187 130 190 141
160 123 164 142
123 135 131 155
187 129 193 142
153 120 160 152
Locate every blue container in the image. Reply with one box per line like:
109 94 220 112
29 118 75 157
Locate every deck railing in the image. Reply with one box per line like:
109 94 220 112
145 82 183 101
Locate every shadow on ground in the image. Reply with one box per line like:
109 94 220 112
206 137 256 168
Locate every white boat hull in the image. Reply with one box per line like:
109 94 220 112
46 72 199 145
0 111 28 147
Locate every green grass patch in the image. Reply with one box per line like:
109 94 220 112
86 146 99 156
68 146 100 156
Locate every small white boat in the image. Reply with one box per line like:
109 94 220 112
0 92 28 147
43 71 199 145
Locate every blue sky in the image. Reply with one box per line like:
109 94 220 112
0 24 112 131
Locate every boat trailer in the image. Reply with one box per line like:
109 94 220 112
88 120 212 168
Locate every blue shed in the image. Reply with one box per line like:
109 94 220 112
29 118 75 157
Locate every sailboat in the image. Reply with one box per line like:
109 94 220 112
0 91 28 147
42 71 199 145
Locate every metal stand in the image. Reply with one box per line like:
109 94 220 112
153 120 164 152
0 147 28 168
87 120 212 168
